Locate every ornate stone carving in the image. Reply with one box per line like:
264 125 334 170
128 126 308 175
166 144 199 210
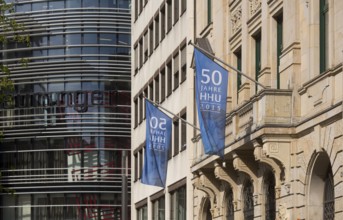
231 6 242 34
249 0 261 16
277 203 288 220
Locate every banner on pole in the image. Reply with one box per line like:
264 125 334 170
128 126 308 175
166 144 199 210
194 48 228 157
141 100 172 187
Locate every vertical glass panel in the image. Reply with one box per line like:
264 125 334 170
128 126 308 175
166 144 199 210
32 2 48 11
66 0 81 8
50 35 64 46
49 0 65 10
2 195 15 219
100 0 115 7
50 194 65 220
83 46 99 54
66 33 81 45
118 33 130 45
83 0 99 7
34 194 48 220
16 3 31 12
84 33 98 44
99 33 116 44
17 195 31 220
118 0 130 8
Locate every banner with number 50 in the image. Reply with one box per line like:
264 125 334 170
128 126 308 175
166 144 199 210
142 100 172 187
194 48 228 157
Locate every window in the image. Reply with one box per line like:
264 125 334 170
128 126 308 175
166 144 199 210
264 172 275 220
180 45 187 83
149 23 154 55
254 33 261 92
134 0 138 20
134 153 138 181
143 88 148 120
138 148 144 179
323 172 334 220
144 31 148 62
139 38 143 68
155 75 160 103
276 14 283 89
170 186 186 220
134 44 139 74
139 0 143 14
173 118 179 156
243 181 254 220
180 112 186 151
154 14 160 48
167 0 172 32
173 53 180 90
174 0 179 24
167 61 173 96
137 205 147 220
152 196 165 220
161 5 166 41
134 98 138 127
149 82 154 101
139 94 143 124
161 68 166 102
226 189 234 220
320 0 329 73
181 0 186 14
207 0 212 25
234 49 242 96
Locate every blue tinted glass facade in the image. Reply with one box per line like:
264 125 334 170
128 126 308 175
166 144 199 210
0 1 131 219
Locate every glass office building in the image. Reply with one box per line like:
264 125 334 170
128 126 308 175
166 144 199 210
0 1 131 219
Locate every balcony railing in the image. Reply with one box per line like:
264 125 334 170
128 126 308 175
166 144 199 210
193 89 293 163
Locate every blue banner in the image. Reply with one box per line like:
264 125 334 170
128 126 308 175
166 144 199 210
194 48 228 157
142 100 172 187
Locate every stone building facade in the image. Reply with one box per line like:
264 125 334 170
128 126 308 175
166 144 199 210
132 0 343 219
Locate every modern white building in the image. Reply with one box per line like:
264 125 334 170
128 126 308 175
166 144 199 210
132 0 343 219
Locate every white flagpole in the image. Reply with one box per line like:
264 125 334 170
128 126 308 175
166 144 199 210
143 95 201 131
189 41 268 90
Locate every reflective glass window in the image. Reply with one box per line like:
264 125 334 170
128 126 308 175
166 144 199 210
49 0 65 10
99 33 116 44
66 33 81 45
84 33 98 44
118 33 130 45
66 0 81 8
32 2 48 11
50 35 64 46
100 0 115 7
83 0 99 7
16 3 31 12
83 46 99 54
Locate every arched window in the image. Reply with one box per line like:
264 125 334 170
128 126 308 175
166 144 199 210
203 199 212 220
226 188 234 220
323 172 334 220
243 181 254 220
264 172 276 220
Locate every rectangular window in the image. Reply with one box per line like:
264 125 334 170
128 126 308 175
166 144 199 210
139 0 143 14
149 23 154 56
137 205 147 220
154 75 160 103
174 0 179 24
134 153 138 181
320 0 329 73
134 45 139 74
207 0 212 25
181 112 186 151
173 119 179 156
160 68 166 102
181 0 186 14
167 61 172 96
234 49 242 94
276 14 283 89
180 45 187 83
139 38 143 68
138 148 144 179
134 98 138 127
149 82 154 101
139 94 143 124
254 33 261 92
154 15 160 48
144 31 148 62
170 186 186 220
143 88 148 120
152 196 165 220
167 0 172 32
161 6 166 41
173 53 179 90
